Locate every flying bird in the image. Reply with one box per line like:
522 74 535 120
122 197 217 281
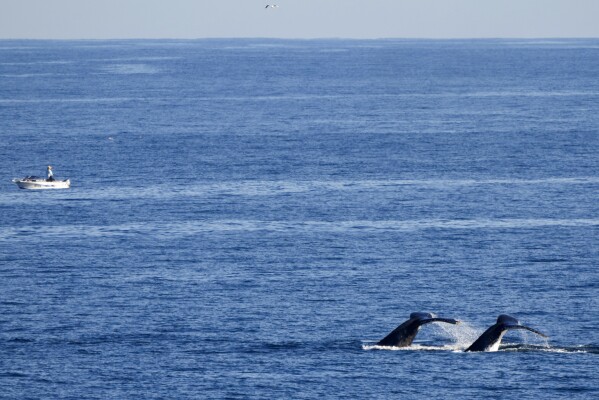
265 5 279 9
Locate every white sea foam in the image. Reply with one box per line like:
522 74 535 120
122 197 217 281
4 217 599 241
205 91 599 101
17 91 586 104
34 176 599 201
0 97 141 104
362 343 459 351
101 63 160 74
196 91 599 100
0 73 57 78
3 176 599 239
362 343 593 353
87 56 180 62
0 60 71 65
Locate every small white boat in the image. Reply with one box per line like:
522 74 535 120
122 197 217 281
12 176 71 190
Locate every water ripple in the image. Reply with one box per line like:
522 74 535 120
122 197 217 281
2 218 599 241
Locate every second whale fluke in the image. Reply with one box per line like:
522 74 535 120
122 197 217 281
465 314 548 352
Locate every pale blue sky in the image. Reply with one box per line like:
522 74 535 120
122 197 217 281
1 0 599 39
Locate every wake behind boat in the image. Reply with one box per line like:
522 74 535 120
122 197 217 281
12 176 71 190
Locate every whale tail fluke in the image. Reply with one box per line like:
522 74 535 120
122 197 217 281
424 317 460 325
466 314 547 352
409 312 460 326
506 324 548 338
377 312 460 347
497 315 548 338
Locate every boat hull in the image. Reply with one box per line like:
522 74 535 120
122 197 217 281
13 178 70 190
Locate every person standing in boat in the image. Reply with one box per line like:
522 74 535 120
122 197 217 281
47 165 55 182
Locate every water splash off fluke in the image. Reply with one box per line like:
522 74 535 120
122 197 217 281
434 321 481 351
503 329 551 350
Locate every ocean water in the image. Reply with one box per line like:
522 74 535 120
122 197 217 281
1 39 598 399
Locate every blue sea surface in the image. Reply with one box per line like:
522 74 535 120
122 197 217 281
1 39 598 399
